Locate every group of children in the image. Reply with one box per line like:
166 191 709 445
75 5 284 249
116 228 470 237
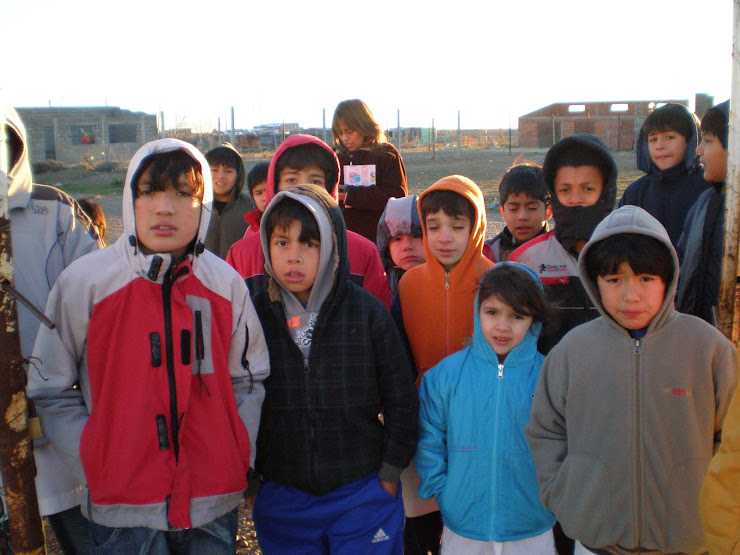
11 96 738 555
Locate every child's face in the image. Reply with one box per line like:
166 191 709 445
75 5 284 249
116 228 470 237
647 130 688 171
553 166 603 207
336 123 365 152
388 233 425 271
479 295 533 361
134 166 202 259
277 165 327 192
596 262 665 330
697 133 728 183
252 181 268 212
424 210 471 272
269 220 320 303
210 163 238 202
499 192 552 243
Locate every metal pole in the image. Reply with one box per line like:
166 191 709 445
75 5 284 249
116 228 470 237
509 112 512 155
719 0 740 342
432 118 436 160
322 108 327 145
230 107 235 146
397 109 401 152
456 110 461 160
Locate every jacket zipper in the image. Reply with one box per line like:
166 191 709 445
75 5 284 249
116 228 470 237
444 272 450 355
162 262 188 462
491 360 504 534
633 338 642 545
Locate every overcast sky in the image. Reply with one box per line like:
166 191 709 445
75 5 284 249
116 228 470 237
2 0 733 131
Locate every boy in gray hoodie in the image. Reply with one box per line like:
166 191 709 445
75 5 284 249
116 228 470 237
526 205 736 554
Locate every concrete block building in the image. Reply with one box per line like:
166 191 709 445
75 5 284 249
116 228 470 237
16 106 158 165
518 100 688 150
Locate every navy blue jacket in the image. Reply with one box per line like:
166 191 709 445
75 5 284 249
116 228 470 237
619 105 710 246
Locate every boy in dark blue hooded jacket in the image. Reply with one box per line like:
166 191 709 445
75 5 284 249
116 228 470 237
619 102 710 246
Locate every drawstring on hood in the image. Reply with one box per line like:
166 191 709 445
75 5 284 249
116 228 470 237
543 134 618 252
120 139 213 282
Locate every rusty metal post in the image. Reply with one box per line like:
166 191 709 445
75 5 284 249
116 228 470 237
719 0 740 343
0 102 45 555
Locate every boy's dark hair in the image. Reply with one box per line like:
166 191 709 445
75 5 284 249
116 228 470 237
498 163 548 205
205 144 242 171
78 198 107 242
549 147 611 187
478 264 551 323
247 161 270 195
584 233 673 287
132 150 205 201
274 143 338 191
264 197 321 244
642 103 694 141
420 190 475 225
701 102 729 149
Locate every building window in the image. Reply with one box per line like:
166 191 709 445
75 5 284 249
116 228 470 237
71 125 95 145
109 124 138 143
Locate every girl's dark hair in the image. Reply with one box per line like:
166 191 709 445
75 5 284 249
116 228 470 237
274 144 338 191
132 150 204 201
584 233 673 286
642 103 694 142
478 264 551 323
264 197 320 244
420 190 475 225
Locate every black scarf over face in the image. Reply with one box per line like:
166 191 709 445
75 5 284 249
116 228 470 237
543 134 618 253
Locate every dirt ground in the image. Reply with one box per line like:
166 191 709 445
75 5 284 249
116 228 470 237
35 145 641 554
36 146 641 245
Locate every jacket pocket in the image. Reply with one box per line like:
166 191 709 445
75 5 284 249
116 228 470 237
500 451 553 537
666 457 709 551
438 448 483 534
549 453 614 546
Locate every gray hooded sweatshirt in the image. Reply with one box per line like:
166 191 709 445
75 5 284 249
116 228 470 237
526 205 736 553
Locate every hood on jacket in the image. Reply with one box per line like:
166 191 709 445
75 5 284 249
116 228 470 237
260 184 348 311
578 205 679 333
5 106 33 210
264 135 340 206
543 134 618 251
417 175 488 275
636 103 702 174
376 194 422 264
472 261 543 365
205 143 246 200
121 139 213 278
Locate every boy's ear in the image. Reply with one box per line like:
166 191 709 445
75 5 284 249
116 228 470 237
545 205 553 220
499 204 506 219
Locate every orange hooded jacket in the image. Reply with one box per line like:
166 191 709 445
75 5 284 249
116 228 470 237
398 175 493 385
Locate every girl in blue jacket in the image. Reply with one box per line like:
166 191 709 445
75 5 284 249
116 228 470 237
415 262 555 554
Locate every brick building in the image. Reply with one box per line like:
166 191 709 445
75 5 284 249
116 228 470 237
518 100 688 150
16 106 158 165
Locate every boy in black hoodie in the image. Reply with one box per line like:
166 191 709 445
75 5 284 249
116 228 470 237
250 184 418 553
510 134 618 355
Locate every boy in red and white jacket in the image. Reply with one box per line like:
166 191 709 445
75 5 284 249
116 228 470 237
27 139 269 552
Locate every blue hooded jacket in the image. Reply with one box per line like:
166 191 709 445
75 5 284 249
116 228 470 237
619 103 710 246
415 262 555 542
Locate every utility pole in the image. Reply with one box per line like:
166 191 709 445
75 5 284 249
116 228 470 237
397 109 401 152
0 97 45 555
719 0 740 342
456 110 461 160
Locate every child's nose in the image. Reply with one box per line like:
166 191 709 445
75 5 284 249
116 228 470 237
153 192 175 213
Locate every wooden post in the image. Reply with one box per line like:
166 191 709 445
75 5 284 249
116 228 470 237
0 100 45 555
719 0 740 342
456 110 461 160
397 109 401 152
432 118 436 160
